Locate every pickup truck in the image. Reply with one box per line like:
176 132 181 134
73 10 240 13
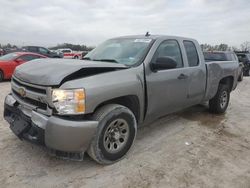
4 35 239 164
203 51 244 81
57 48 82 59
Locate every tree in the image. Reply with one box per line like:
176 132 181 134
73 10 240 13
200 43 233 51
49 43 94 51
240 41 250 51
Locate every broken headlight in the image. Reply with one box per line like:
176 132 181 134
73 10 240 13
52 89 85 115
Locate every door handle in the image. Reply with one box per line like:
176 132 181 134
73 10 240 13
178 73 188 80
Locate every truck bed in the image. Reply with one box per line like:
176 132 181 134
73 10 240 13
204 60 238 101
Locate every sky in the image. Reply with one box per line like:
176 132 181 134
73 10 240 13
0 0 250 47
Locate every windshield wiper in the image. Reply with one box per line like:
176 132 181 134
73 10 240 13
92 59 119 63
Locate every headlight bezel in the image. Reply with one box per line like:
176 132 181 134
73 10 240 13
51 88 86 115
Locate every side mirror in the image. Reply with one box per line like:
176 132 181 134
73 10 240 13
151 57 177 71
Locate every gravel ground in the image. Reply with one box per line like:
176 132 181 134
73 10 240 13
0 78 250 188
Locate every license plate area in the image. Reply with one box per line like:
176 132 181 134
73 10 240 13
10 115 30 137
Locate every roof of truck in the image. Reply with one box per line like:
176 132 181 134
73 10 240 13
113 34 197 41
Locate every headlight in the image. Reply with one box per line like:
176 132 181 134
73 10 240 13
52 88 85 115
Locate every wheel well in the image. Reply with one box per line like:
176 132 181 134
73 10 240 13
0 69 3 76
219 76 234 91
93 95 140 123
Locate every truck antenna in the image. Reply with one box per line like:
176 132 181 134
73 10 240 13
145 32 150 37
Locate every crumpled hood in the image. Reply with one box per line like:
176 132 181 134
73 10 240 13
14 58 128 86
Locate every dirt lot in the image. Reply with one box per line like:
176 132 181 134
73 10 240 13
0 78 250 188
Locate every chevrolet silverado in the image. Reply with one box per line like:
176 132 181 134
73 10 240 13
4 35 239 164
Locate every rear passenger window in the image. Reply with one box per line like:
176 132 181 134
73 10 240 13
183 41 199 67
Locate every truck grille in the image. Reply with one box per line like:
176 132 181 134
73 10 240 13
11 77 50 114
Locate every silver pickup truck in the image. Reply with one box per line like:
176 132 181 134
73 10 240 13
4 35 239 164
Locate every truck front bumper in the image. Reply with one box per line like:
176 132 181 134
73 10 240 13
4 94 98 155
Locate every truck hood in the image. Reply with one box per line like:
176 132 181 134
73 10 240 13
14 58 128 86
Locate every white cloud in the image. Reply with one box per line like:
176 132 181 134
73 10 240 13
0 0 249 47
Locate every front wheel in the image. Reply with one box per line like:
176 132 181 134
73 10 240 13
87 104 137 164
209 84 230 114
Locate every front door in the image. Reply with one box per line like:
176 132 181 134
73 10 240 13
145 39 189 121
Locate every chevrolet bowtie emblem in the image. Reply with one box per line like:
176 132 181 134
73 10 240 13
18 87 26 97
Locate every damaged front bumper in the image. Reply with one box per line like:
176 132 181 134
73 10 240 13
4 94 98 160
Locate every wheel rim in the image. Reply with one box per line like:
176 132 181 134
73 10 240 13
103 119 129 154
220 91 228 109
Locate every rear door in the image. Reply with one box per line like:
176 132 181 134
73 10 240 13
145 39 190 120
183 40 206 106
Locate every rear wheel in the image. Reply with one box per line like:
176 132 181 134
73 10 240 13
87 104 137 164
209 84 230 114
0 70 4 82
73 56 79 59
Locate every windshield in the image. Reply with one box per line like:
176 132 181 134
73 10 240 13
84 38 153 66
0 53 19 61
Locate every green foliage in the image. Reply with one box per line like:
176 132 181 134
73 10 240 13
200 43 232 51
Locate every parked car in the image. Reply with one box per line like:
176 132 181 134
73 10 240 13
0 48 4 56
0 52 46 82
203 51 243 81
22 46 63 58
57 48 82 59
235 51 250 76
4 35 238 164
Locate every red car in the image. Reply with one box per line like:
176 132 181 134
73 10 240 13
0 52 47 82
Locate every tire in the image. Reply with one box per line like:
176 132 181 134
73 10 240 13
238 71 243 81
0 70 4 82
73 56 79 59
87 104 137 165
209 84 230 114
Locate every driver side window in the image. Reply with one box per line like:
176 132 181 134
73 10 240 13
153 40 183 68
